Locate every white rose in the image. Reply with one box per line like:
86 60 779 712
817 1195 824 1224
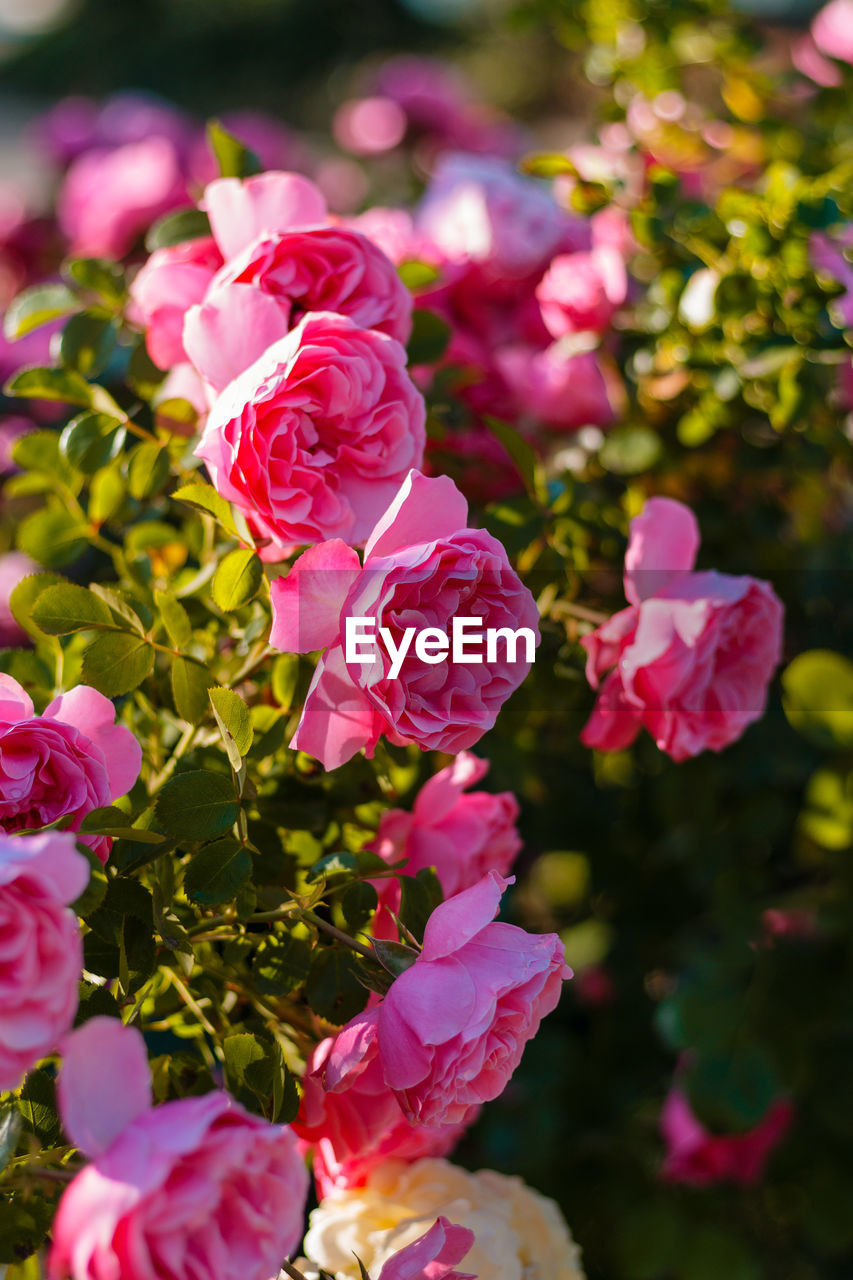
302 1158 585 1280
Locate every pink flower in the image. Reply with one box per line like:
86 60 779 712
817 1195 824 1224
497 343 614 431
58 137 189 258
0 831 88 1091
269 471 539 770
196 312 425 552
323 871 570 1127
294 1037 473 1197
0 551 38 646
334 98 408 155
49 1018 309 1280
377 1218 476 1280
536 248 627 338
184 222 413 392
129 236 224 370
371 751 521 933
811 227 853 329
811 0 853 65
0 675 142 862
660 1083 792 1187
581 497 784 761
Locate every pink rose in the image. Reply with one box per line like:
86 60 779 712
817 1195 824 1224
129 236 224 370
497 343 614 431
184 223 413 392
0 550 38 646
581 497 784 761
811 0 853 64
294 1037 473 1197
323 871 570 1127
269 471 539 770
811 227 853 329
0 831 88 1091
378 1218 476 1280
660 1083 792 1187
371 751 521 934
196 312 425 552
49 1018 309 1280
58 137 189 258
0 675 142 862
536 247 627 338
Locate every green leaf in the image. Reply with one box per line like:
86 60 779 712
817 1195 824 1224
209 686 253 768
252 932 313 996
64 257 126 305
70 842 108 917
87 584 148 634
0 1106 21 1173
271 653 299 710
171 656 215 725
30 583 115 635
11 430 68 477
89 466 126 523
82 631 154 696
223 1032 295 1121
17 508 89 568
127 441 170 500
0 1193 53 1266
156 770 239 841
155 589 191 648
17 1070 60 1145
184 837 252 905
782 650 853 749
599 426 662 475
78 806 164 844
685 1047 780 1133
145 207 211 252
207 119 263 179
58 312 115 377
4 365 93 406
9 571 64 639
398 260 441 290
483 415 546 502
3 282 79 340
60 411 125 473
407 309 452 365
212 548 263 611
305 947 370 1024
172 482 239 535
519 151 579 178
398 867 443 942
372 937 419 977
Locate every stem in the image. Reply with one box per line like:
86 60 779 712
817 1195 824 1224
281 1260 311 1280
301 909 375 959
553 600 610 626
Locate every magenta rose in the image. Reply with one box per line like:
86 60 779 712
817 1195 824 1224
660 1082 792 1187
184 225 413 392
196 312 425 552
536 247 627 338
0 675 142 862
324 871 569 1127
129 235 224 369
378 1218 476 1280
294 1037 473 1197
581 497 784 761
497 343 614 431
370 751 521 936
49 1018 309 1280
0 831 89 1091
269 471 540 770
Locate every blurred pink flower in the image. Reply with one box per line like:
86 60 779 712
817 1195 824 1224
660 1083 792 1187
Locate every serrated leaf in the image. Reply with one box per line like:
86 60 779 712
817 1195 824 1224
156 770 239 841
0 1105 22 1173
305 947 370 1024
252 932 313 995
70 842 108 916
398 867 443 942
212 548 262 611
87 584 147 634
209 686 253 768
9 572 64 640
78 806 164 844
127 441 170 499
184 838 251 905
155 589 191 648
17 1070 60 1145
60 411 125 473
207 120 263 179
17 508 89 568
3 282 79 340
4 364 93 406
145 207 211 252
172 481 238 535
172 656 215 725
30 583 115 635
82 631 154 696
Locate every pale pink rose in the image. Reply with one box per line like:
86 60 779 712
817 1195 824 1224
0 675 142 862
416 155 570 279
660 1083 792 1187
38 92 193 168
370 751 521 934
129 236 224 369
792 33 844 87
581 497 784 761
0 551 37 647
269 471 540 770
811 0 853 64
0 831 88 1091
323 871 570 1127
378 1218 476 1280
49 1018 309 1280
196 311 425 551
536 248 627 338
497 343 614 431
349 208 430 267
334 98 408 155
294 1037 473 1197
58 137 189 258
184 223 413 391
203 169 328 260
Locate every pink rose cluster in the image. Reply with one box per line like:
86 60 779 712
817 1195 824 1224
660 1081 792 1187
0 675 141 861
49 1018 309 1280
269 470 539 769
580 497 784 761
0 830 89 1091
